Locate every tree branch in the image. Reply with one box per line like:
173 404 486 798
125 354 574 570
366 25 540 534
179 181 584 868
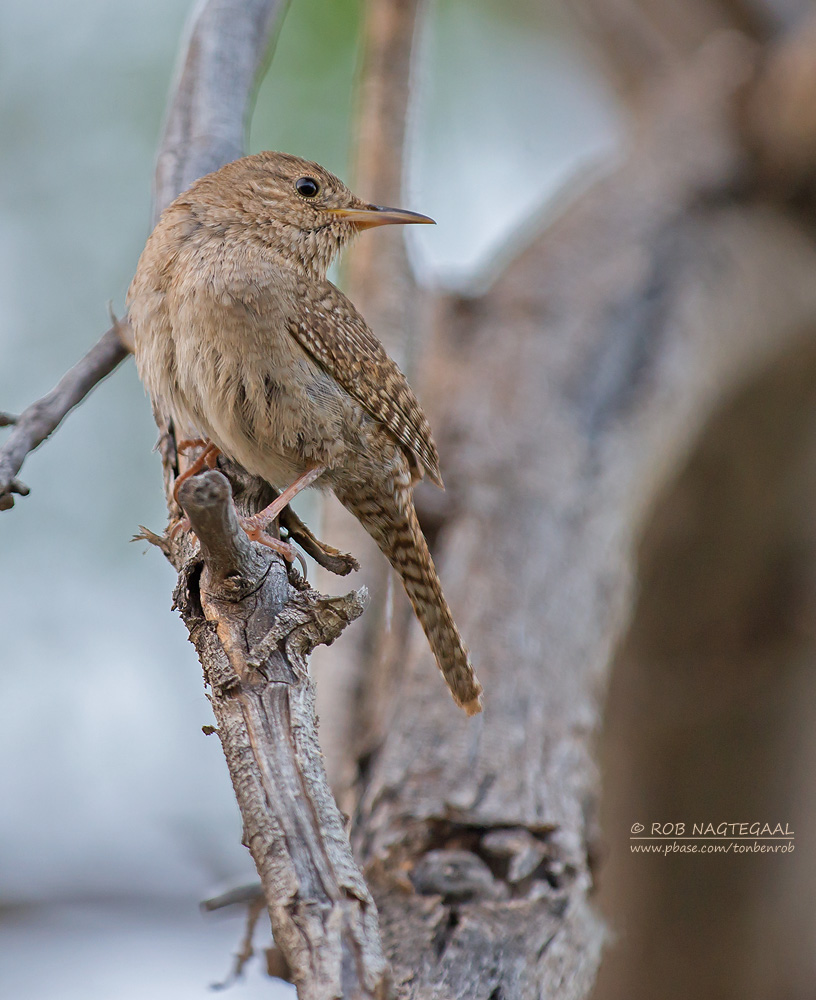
175 472 385 999
0 322 129 509
14 0 816 996
153 0 288 220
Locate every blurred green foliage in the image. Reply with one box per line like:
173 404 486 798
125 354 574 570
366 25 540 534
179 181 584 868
250 0 363 177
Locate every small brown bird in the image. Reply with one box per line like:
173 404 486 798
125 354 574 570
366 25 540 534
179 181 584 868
127 151 482 715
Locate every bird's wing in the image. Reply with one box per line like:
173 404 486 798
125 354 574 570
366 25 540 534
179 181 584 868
286 280 443 487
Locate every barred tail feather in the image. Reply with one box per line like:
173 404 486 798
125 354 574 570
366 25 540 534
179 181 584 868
340 488 483 715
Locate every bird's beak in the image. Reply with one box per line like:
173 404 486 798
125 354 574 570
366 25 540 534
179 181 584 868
329 205 436 229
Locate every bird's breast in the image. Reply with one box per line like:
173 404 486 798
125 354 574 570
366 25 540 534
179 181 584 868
130 234 365 489
168 280 353 487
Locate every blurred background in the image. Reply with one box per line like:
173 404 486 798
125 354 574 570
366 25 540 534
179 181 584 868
0 0 620 996
6 1 816 997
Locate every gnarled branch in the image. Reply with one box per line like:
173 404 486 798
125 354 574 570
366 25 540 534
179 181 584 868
175 471 384 999
10 1 816 997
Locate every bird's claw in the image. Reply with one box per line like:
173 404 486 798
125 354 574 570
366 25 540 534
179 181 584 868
176 437 209 454
239 516 308 578
169 515 193 540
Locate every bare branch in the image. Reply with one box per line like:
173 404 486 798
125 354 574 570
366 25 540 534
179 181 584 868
202 882 264 912
211 891 268 990
347 0 424 368
174 471 386 999
0 323 128 508
178 472 269 592
153 0 289 221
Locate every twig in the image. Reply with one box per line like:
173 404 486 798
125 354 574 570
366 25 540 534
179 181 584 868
211 893 268 990
202 882 264 912
0 324 129 508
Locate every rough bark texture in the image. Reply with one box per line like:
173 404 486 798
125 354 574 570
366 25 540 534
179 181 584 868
174 471 383 999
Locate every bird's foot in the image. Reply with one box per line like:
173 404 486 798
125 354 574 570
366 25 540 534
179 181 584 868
239 515 308 577
279 505 359 576
176 437 209 454
230 465 327 578
168 515 193 540
173 440 221 503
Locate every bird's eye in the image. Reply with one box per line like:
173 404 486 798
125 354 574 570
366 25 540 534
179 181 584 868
295 177 320 198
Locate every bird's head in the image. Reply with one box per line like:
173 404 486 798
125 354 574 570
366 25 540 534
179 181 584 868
187 151 434 278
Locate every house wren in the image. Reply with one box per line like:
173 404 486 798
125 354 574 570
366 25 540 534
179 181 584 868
127 151 482 715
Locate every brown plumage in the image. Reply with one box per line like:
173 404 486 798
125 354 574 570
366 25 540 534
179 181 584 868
127 151 483 715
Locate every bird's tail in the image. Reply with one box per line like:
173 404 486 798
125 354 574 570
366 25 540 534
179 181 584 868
338 486 483 715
